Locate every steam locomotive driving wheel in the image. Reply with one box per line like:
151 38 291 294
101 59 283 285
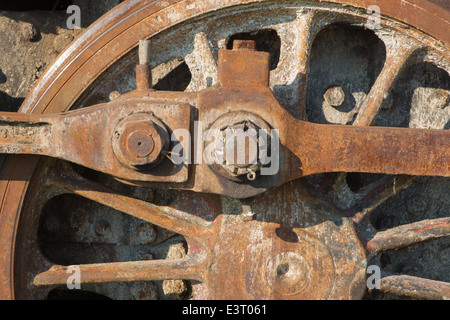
0 0 448 300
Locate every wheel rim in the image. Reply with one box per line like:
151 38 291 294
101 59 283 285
0 0 448 299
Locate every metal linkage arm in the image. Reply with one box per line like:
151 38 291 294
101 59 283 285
0 99 191 184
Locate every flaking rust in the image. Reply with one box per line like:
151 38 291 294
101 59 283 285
0 38 447 198
0 0 448 301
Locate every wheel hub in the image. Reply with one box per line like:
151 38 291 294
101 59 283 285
199 181 367 299
208 217 336 299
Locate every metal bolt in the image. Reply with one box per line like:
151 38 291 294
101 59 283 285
127 131 155 158
210 112 272 182
113 114 169 169
109 91 121 101
216 120 261 180
324 86 346 108
246 169 257 181
131 282 159 300
135 223 157 245
94 219 111 237
139 40 151 65
119 122 162 165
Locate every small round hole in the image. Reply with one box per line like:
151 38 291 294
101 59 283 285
276 262 290 278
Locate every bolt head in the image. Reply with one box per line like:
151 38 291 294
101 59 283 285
94 219 111 237
209 112 272 182
216 120 261 178
324 86 346 108
126 130 156 158
112 114 169 169
109 91 121 101
134 223 157 245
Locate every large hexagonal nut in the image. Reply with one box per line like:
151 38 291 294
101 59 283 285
112 113 169 169
215 120 261 180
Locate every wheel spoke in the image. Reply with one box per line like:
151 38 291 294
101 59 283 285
365 217 450 255
354 45 422 126
271 10 318 119
185 32 218 92
49 163 214 245
378 274 450 300
347 175 415 223
33 254 206 287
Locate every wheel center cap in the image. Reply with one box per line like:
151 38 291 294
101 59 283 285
197 183 367 300
206 215 339 299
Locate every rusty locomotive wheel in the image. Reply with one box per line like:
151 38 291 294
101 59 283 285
0 0 449 300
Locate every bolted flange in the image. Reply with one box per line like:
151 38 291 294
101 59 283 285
112 113 169 170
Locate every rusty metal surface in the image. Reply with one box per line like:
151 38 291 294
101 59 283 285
365 217 450 255
0 43 447 198
0 100 191 183
0 0 448 300
379 274 450 300
14 160 367 300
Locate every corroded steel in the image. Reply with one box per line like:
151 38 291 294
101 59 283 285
365 217 450 255
379 274 450 300
112 113 169 168
0 43 447 198
136 40 153 90
25 164 367 299
0 100 190 183
0 0 449 301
